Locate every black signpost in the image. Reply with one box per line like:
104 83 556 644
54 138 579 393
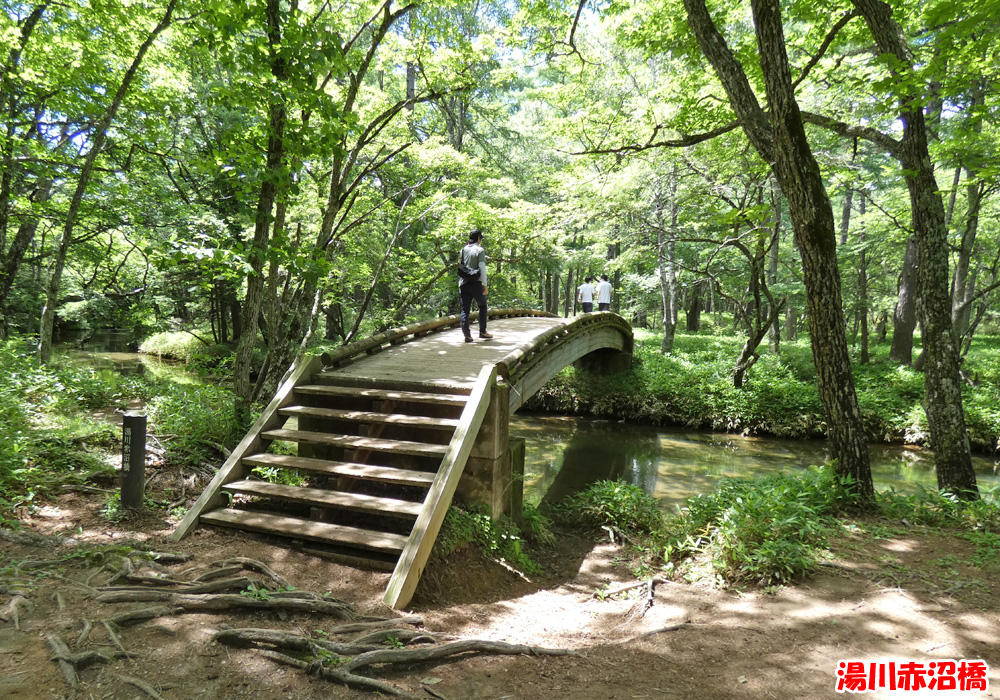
121 411 147 509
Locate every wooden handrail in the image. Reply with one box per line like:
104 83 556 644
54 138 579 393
383 364 497 610
171 355 324 541
321 309 555 369
496 312 633 383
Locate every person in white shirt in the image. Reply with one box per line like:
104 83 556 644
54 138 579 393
596 274 613 311
577 276 595 313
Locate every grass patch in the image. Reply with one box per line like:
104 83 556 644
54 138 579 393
433 503 552 574
556 469 1000 588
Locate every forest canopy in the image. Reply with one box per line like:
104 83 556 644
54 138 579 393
2 0 998 505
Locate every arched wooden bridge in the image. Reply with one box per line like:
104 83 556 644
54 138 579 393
172 309 633 608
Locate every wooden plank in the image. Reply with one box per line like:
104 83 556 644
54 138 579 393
223 480 423 517
310 373 475 396
171 355 324 541
261 429 449 457
201 509 408 554
242 454 435 487
383 364 497 610
318 309 556 370
278 405 459 430
295 385 469 405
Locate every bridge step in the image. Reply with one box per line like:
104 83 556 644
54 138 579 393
200 509 408 554
311 374 474 396
262 429 449 457
243 453 435 488
278 405 459 431
223 480 423 518
295 384 469 406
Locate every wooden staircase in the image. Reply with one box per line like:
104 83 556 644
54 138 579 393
173 353 496 608
199 372 471 569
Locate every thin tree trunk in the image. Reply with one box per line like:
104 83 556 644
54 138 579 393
234 0 288 425
686 281 701 332
784 305 797 341
0 177 50 337
767 184 781 353
951 175 983 339
858 194 869 364
889 238 918 365
37 0 177 363
563 269 573 317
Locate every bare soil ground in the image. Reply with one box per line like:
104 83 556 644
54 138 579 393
2 470 999 700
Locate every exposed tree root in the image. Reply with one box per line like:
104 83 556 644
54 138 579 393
47 634 137 687
322 616 423 634
262 649 419 698
194 557 293 590
217 627 580 698
107 606 179 627
103 620 128 652
119 674 168 700
98 575 258 595
75 618 93 647
96 590 356 619
215 625 432 656
596 576 669 599
0 595 32 629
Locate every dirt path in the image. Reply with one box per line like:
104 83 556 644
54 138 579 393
2 487 998 700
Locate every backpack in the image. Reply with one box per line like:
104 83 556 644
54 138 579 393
457 245 481 281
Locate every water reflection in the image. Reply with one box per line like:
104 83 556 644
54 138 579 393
55 329 197 382
513 415 999 511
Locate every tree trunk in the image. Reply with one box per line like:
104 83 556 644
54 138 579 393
684 0 873 502
852 0 977 498
37 0 177 364
889 237 918 365
767 185 781 354
563 269 574 318
686 281 702 332
0 176 50 338
234 0 288 426
658 224 677 353
784 305 797 341
951 173 983 340
858 194 869 364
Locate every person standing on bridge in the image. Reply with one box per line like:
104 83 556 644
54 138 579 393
577 276 595 313
596 274 613 311
459 229 494 342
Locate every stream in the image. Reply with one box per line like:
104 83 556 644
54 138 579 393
512 414 1000 510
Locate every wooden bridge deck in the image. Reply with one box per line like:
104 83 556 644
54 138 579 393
329 315 562 389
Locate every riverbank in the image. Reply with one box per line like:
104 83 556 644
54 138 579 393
524 329 1000 454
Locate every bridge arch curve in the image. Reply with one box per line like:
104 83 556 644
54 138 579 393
494 312 634 411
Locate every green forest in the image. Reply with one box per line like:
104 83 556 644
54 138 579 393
2 0 1000 696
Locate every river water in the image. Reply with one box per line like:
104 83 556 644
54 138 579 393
512 414 1000 510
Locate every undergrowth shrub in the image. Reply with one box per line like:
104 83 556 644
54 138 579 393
558 481 665 536
146 382 241 465
878 485 1000 531
434 504 546 574
665 467 850 585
